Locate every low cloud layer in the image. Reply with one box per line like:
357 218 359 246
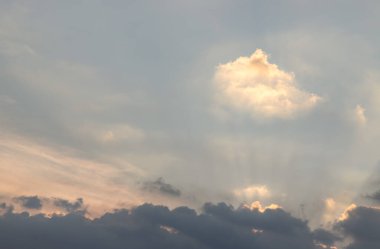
336 206 380 249
0 200 337 249
214 49 321 119
6 197 380 249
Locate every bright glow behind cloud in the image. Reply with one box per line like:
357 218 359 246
233 184 270 200
214 49 321 119
354 104 367 126
338 203 357 221
242 201 281 213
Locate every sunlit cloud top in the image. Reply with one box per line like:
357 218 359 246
215 49 321 119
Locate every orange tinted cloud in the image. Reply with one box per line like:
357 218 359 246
214 49 321 119
0 135 145 216
242 201 281 213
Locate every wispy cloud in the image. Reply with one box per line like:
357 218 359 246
0 135 145 215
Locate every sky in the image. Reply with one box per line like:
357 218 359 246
1 1 380 248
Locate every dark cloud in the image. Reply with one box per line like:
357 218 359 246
311 228 341 247
0 200 336 249
0 202 12 212
365 190 380 202
143 177 181 197
335 206 380 249
0 202 14 216
14 195 42 209
53 198 84 213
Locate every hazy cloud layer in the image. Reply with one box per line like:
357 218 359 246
0 201 337 249
214 49 321 119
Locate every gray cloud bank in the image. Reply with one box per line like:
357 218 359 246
0 200 342 249
336 206 380 249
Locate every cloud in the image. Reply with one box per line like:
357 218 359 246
241 201 281 213
53 198 84 213
233 185 270 200
365 190 380 202
143 177 181 197
14 196 42 210
335 206 380 249
322 198 340 225
0 200 337 249
8 195 93 216
214 49 321 119
0 135 144 215
338 204 357 222
0 202 13 215
353 105 367 126
311 229 341 248
80 123 146 144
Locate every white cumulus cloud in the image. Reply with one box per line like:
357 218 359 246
214 49 321 119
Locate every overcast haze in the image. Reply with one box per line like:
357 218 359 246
1 1 380 248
